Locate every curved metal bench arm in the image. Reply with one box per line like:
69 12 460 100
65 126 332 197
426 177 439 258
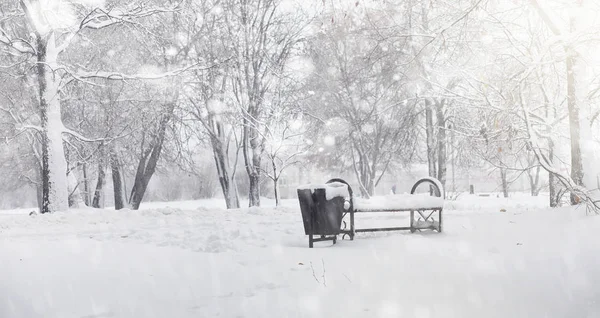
409 177 444 233
326 178 354 240
326 178 353 212
410 177 444 199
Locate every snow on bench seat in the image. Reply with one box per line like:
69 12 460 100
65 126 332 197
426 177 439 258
353 193 444 212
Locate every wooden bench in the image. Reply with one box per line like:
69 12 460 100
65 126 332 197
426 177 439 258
326 177 444 240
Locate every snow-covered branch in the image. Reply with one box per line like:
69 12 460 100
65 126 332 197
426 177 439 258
520 91 600 214
78 3 181 30
70 61 220 81
62 127 108 143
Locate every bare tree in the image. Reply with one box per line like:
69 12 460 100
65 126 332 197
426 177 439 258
221 0 309 206
0 0 181 212
263 115 310 206
529 0 599 204
307 6 421 197
181 1 242 209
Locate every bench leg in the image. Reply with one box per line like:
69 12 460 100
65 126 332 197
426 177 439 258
438 209 443 233
350 210 355 240
309 233 313 248
410 210 416 233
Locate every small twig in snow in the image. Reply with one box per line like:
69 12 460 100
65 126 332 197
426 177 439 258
343 273 352 283
310 261 320 285
321 259 327 287
310 260 327 287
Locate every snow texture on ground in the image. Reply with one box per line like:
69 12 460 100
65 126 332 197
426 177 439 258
1 194 600 318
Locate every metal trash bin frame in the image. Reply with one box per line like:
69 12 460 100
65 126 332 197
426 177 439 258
297 183 349 248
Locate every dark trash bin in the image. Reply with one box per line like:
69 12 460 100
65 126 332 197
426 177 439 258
297 183 348 248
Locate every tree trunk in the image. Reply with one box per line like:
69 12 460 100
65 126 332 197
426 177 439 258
129 150 151 210
110 149 125 210
532 166 541 196
67 168 84 208
527 166 541 197
530 1 588 206
360 159 370 197
566 52 584 204
212 137 240 209
546 91 558 207
450 123 456 194
92 143 106 208
351 147 373 198
92 162 105 208
367 166 376 196
425 100 437 179
547 135 561 207
243 120 262 207
248 173 260 207
129 108 172 210
435 100 447 192
35 33 69 213
273 178 280 207
271 158 281 206
36 183 43 213
82 162 90 206
501 168 509 198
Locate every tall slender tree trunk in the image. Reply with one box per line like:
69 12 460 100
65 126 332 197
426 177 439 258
568 14 598 205
425 100 437 179
530 1 587 206
450 123 456 194
67 168 84 207
545 82 558 207
212 140 240 209
436 100 447 192
527 166 541 196
273 173 280 207
361 158 375 197
351 147 373 198
129 108 172 210
82 162 90 206
566 52 584 204
549 139 558 207
110 149 125 210
36 184 43 213
34 161 43 212
243 120 262 207
501 168 509 198
367 178 375 197
273 179 280 206
92 162 105 208
247 172 260 206
270 157 281 206
35 33 69 213
533 166 541 196
92 143 106 208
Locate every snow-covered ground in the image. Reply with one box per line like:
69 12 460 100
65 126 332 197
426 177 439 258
2 194 600 318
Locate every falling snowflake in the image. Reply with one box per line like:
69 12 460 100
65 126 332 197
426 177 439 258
165 47 178 57
290 119 303 130
211 6 223 15
323 136 335 146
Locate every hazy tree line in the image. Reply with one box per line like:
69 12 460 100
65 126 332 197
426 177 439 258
1 0 600 212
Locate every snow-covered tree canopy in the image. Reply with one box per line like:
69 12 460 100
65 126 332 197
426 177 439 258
1 0 600 211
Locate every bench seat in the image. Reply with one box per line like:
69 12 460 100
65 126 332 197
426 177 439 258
353 194 444 212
